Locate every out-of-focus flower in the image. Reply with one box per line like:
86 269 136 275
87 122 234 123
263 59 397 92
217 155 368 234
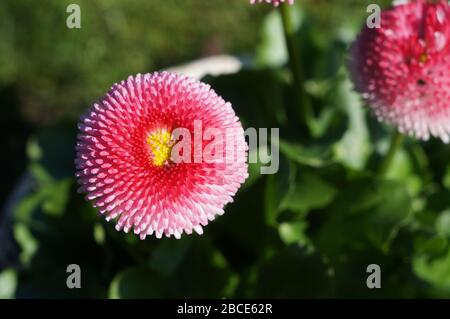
349 0 450 142
75 72 248 239
250 0 295 7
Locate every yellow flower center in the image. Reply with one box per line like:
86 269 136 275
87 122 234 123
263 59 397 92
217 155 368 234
147 128 173 167
419 53 428 64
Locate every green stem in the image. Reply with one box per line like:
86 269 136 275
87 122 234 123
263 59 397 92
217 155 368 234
377 131 404 176
279 3 311 127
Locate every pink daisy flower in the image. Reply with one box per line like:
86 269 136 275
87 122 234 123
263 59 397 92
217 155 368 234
349 0 450 142
75 72 248 239
250 0 295 7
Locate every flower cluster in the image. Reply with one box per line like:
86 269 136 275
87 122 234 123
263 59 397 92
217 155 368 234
75 72 248 239
75 0 450 242
349 0 450 142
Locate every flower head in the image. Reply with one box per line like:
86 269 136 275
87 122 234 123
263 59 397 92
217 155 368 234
250 0 294 7
349 0 450 142
75 72 248 239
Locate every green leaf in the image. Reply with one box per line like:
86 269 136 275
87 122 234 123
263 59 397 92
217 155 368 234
26 137 43 161
332 76 371 170
278 221 310 246
313 176 412 256
168 238 238 298
254 245 333 298
40 178 73 217
13 223 39 266
93 223 105 245
241 146 265 191
254 7 302 68
413 247 450 294
109 267 166 299
149 237 192 277
20 163 73 218
278 139 333 168
443 165 450 190
0 269 17 299
12 204 107 297
29 162 53 184
307 107 339 138
373 140 423 196
414 235 448 256
13 193 45 224
210 177 280 268
26 124 77 179
436 210 450 238
280 170 337 214
204 69 286 129
264 156 294 226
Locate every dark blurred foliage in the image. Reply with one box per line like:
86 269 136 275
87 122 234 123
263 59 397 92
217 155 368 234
1 0 450 299
0 0 266 124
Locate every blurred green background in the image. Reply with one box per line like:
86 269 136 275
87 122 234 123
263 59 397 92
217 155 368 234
1 0 450 299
